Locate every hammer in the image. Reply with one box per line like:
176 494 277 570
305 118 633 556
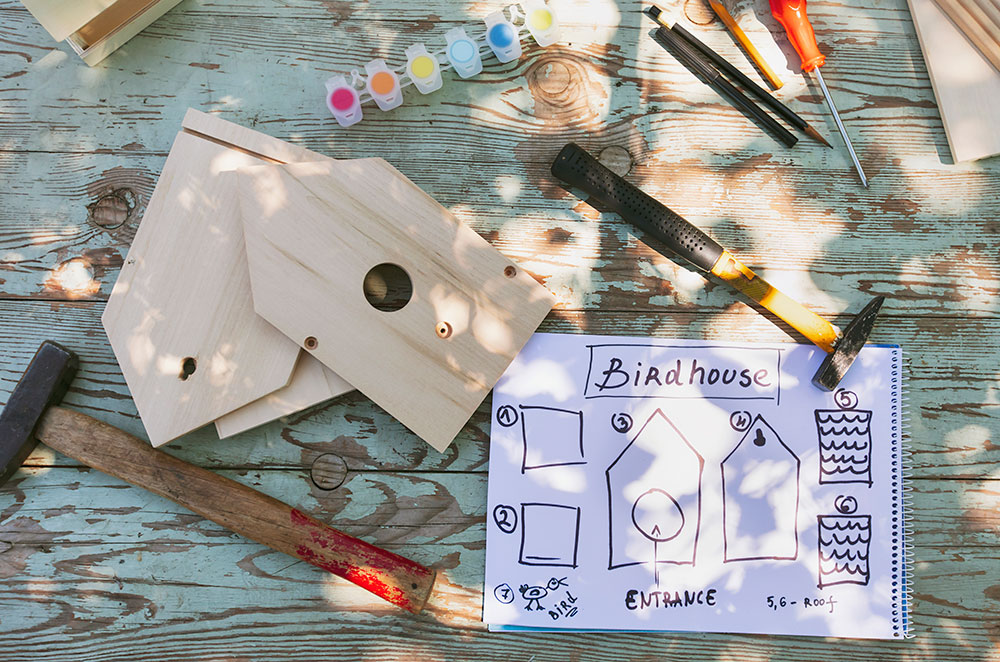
551 143 884 389
0 341 436 613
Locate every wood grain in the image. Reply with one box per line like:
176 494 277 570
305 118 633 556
215 352 353 438
908 0 1000 161
35 405 437 614
237 159 554 451
0 0 998 658
100 129 304 447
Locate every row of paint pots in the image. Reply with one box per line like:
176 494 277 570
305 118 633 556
326 0 559 127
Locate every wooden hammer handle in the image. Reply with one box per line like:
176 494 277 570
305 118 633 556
35 406 436 613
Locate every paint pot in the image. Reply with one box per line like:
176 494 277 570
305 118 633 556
522 0 559 47
324 75 363 127
364 59 403 111
445 26 483 78
405 43 443 94
484 10 521 63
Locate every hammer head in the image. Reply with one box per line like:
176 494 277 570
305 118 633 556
0 341 78 486
812 296 885 390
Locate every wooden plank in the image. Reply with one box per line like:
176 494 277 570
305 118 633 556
101 129 302 447
17 0 117 41
237 159 555 451
215 352 353 438
1 300 996 478
929 0 1000 73
1 150 997 321
72 0 185 66
0 467 996 654
908 0 1000 161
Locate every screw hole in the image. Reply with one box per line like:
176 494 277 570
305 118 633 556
504 265 517 278
179 357 197 381
436 321 452 338
304 336 318 350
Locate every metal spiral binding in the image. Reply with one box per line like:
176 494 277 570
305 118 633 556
890 348 915 638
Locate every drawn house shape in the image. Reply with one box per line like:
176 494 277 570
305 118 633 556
721 415 800 562
606 409 703 570
519 405 585 472
815 407 874 486
817 513 872 588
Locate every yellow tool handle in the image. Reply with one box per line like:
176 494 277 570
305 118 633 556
710 251 840 352
708 0 785 89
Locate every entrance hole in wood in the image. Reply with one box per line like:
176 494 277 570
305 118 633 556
304 336 318 350
504 265 517 278
436 321 453 338
179 357 197 381
363 263 413 312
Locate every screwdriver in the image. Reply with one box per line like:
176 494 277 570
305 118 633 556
769 0 868 187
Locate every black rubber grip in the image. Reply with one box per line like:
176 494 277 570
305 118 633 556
550 143 725 272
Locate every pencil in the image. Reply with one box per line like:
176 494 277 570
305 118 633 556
650 26 798 148
643 6 831 148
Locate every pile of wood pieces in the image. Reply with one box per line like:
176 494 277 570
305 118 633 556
101 109 554 452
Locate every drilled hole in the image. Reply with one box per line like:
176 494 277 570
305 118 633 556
304 336 318 350
504 265 517 278
364 263 413 312
436 321 453 338
179 357 197 381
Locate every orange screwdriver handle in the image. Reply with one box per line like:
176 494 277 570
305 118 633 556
769 0 826 71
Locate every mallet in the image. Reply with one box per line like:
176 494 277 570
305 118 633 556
0 341 436 613
551 143 884 390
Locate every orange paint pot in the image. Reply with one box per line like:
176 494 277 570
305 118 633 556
364 59 403 111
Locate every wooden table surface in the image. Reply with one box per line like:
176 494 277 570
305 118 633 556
1 0 998 659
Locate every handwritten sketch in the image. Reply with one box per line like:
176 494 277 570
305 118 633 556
519 503 581 567
517 576 569 612
493 504 517 534
722 415 800 562
519 405 585 472
607 409 703 570
494 583 515 604
632 488 686 585
817 496 872 588
815 389 874 487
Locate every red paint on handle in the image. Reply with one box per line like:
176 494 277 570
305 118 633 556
769 0 825 71
289 509 434 613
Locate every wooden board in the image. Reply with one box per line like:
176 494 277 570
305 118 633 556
18 0 118 41
237 160 555 452
69 0 184 66
215 352 353 438
2 0 999 657
102 109 331 447
908 0 1000 161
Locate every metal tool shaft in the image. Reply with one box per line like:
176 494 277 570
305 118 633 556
814 68 868 187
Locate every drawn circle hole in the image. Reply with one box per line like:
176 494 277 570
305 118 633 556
631 488 684 542
304 336 318 350
504 265 517 278
436 321 453 338
179 357 197 381
363 263 412 312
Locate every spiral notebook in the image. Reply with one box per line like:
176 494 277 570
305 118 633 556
484 334 911 639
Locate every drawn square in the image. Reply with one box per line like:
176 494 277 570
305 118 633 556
520 406 584 472
519 503 580 567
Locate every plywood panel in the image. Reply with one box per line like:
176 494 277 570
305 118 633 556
102 110 334 447
908 0 1000 161
215 352 353 439
237 160 555 452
